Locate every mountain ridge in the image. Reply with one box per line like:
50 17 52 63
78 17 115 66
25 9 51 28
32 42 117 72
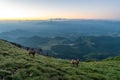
0 39 120 80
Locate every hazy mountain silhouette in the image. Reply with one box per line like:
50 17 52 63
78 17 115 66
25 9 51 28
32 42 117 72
0 19 120 41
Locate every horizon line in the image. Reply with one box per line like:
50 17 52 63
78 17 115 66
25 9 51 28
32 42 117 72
0 18 119 21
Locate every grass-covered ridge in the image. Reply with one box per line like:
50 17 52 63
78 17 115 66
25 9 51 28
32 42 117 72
0 39 120 80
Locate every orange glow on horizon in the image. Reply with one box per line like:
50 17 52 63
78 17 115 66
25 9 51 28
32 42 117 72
0 12 116 21
0 14 103 20
0 18 49 20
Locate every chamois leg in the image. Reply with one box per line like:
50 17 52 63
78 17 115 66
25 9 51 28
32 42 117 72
33 53 35 58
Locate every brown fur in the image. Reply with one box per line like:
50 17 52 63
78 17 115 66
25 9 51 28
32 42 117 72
71 59 79 67
28 49 36 57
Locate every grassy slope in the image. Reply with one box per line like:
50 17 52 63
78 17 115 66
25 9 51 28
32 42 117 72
0 40 120 80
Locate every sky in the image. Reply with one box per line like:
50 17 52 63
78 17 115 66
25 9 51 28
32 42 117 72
0 0 120 20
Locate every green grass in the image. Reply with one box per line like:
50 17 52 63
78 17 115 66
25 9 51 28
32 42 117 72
0 39 120 80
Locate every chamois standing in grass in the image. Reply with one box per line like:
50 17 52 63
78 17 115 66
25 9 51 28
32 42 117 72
71 59 79 67
28 49 36 57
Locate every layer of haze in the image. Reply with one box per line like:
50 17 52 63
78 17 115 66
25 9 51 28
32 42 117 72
0 0 120 20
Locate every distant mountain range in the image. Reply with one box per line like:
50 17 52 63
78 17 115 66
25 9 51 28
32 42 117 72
0 20 120 60
0 19 120 41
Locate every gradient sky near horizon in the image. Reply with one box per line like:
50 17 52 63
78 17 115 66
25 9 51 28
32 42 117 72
0 0 120 20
